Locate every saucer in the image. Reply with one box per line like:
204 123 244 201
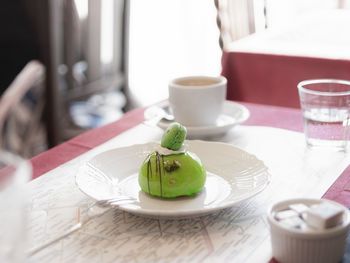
149 100 250 138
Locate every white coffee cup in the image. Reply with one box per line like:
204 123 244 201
168 76 227 127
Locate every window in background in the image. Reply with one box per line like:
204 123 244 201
264 0 346 29
247 0 350 59
127 0 221 108
253 0 350 32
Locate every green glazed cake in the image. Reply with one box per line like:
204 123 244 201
138 122 206 198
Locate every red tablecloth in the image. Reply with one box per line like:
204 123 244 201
222 51 350 108
30 102 350 207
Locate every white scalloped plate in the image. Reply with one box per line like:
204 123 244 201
75 141 270 218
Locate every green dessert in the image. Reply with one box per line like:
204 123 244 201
138 122 206 198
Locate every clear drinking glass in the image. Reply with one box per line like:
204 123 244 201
297 79 350 151
0 151 31 262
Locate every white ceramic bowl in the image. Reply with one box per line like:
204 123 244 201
267 198 350 263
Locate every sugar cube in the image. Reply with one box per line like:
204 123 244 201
288 203 309 214
275 209 299 221
304 202 344 229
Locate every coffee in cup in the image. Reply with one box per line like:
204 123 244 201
168 76 227 127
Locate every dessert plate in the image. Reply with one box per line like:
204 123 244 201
76 141 270 219
144 100 250 138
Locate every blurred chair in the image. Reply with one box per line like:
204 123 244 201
215 0 255 50
0 61 47 158
21 0 129 146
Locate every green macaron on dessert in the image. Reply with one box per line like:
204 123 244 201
161 122 187 151
138 122 206 198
